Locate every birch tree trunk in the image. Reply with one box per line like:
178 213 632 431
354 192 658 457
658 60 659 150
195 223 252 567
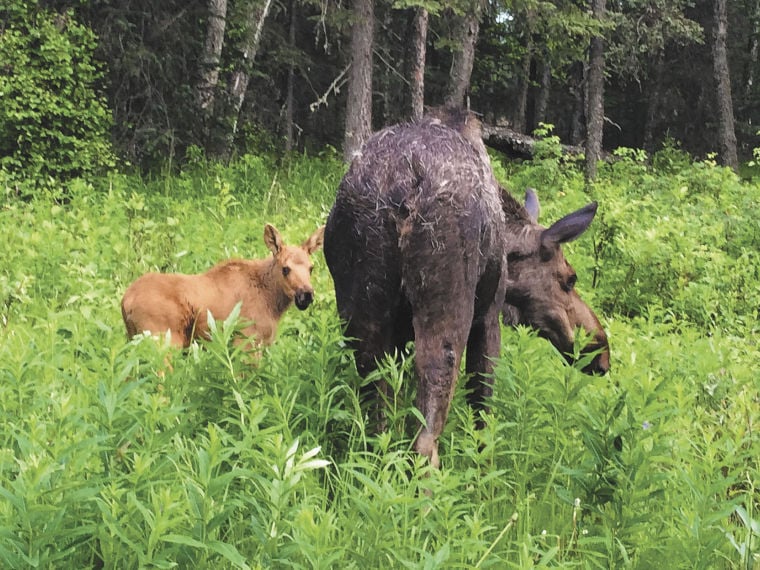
585 0 605 183
344 0 374 162
211 0 273 159
195 0 228 148
445 4 481 108
712 0 739 170
196 0 228 116
410 7 429 120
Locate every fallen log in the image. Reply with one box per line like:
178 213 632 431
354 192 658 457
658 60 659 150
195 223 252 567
482 123 587 159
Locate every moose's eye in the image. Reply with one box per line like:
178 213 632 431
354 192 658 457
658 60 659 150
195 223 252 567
282 266 291 277
562 274 577 292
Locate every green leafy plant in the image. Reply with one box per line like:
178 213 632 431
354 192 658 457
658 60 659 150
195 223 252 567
0 1 115 184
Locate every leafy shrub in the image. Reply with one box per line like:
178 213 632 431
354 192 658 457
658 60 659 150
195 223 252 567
0 1 115 182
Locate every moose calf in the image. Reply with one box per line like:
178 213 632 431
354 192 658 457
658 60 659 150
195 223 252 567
121 223 325 349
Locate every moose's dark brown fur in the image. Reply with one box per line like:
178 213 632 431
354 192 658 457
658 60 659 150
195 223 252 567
325 108 608 467
325 110 506 467
500 188 609 374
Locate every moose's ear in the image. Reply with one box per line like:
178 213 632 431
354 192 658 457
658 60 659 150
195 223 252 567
303 225 325 255
524 188 540 222
264 223 283 255
541 202 598 248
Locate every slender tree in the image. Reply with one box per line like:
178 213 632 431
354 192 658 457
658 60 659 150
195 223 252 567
445 2 482 107
568 62 586 145
743 0 760 102
512 9 535 133
712 0 739 170
410 6 429 120
210 0 273 159
585 0 605 182
642 51 665 152
534 48 551 128
513 37 532 132
284 0 297 152
195 0 228 124
344 0 375 161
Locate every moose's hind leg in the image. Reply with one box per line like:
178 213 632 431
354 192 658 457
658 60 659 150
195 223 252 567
336 269 406 432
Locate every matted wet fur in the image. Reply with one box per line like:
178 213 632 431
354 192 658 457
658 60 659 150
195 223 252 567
325 108 507 468
325 107 609 468
121 223 324 350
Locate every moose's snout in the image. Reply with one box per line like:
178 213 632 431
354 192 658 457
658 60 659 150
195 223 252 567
583 350 610 375
581 334 610 375
295 290 314 310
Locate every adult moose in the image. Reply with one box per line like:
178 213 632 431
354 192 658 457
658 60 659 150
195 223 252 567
324 108 608 468
122 223 324 349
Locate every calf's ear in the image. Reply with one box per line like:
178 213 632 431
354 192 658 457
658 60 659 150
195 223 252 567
303 225 325 255
541 202 598 248
264 223 283 255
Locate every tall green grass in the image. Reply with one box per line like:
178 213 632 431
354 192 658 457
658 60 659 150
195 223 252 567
0 150 758 568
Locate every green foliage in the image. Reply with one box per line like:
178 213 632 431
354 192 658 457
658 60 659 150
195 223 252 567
607 0 703 84
501 140 760 335
0 153 759 567
0 1 114 183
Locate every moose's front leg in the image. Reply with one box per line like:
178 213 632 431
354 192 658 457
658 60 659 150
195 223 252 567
465 306 502 428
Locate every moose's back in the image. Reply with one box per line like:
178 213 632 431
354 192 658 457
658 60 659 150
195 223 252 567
324 112 507 467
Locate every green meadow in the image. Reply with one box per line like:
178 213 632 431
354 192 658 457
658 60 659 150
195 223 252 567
1 145 759 568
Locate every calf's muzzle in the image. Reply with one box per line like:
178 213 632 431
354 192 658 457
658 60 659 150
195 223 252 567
294 290 314 310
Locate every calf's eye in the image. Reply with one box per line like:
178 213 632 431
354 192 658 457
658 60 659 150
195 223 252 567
282 267 291 277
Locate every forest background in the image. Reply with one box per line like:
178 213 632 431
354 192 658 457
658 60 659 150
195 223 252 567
0 0 757 180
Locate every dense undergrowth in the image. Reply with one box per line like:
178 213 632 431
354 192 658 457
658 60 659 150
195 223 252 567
0 144 758 568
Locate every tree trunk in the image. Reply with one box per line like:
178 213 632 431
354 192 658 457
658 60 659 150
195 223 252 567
379 8 392 125
445 5 481 108
585 0 605 183
643 51 664 153
743 0 760 102
195 0 228 139
284 0 296 153
344 0 374 162
210 0 273 159
534 48 551 128
513 29 533 133
569 62 585 145
410 7 428 120
713 0 739 170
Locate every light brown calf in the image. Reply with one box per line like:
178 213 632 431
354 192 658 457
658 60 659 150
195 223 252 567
121 224 325 349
